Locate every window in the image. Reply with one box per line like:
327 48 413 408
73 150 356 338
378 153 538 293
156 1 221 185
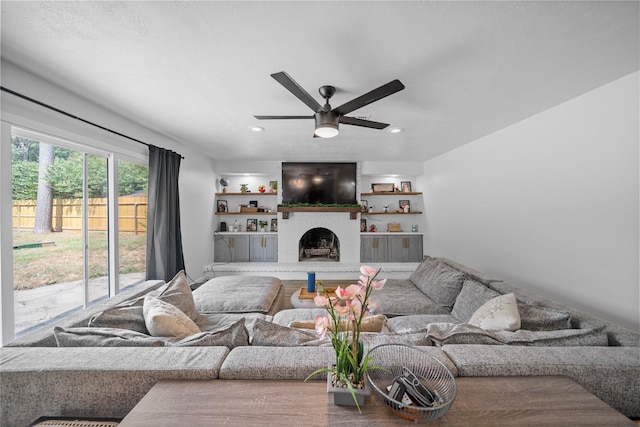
9 128 148 336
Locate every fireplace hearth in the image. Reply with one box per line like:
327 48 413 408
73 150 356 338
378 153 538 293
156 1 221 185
299 227 339 262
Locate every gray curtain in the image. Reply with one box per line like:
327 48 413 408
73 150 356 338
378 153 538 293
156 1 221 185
145 145 185 281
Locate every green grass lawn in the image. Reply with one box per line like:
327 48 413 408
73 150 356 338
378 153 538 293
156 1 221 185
13 230 146 290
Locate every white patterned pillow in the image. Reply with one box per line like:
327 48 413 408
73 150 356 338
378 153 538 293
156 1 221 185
143 296 201 338
468 292 521 331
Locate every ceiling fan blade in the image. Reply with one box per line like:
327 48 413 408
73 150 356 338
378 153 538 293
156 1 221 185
332 79 405 115
340 116 389 129
271 72 323 113
254 115 314 120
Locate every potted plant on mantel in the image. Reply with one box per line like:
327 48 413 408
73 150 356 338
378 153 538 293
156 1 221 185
305 265 386 412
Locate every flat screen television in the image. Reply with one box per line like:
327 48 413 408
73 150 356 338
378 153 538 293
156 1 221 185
281 162 357 205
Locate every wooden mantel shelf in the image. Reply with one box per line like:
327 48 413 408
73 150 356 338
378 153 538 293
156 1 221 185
277 206 361 220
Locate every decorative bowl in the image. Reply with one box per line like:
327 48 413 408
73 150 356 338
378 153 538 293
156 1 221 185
366 344 457 422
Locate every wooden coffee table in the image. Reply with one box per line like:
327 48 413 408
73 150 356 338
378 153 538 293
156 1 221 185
119 376 634 426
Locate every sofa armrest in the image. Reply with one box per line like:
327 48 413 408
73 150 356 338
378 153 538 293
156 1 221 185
442 344 640 418
0 346 229 426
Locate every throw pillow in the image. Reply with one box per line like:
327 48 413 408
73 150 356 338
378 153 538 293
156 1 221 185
468 293 521 331
410 260 466 310
143 296 201 338
518 304 572 331
89 270 197 332
157 270 199 321
451 279 501 322
289 314 387 333
53 326 165 347
167 319 250 348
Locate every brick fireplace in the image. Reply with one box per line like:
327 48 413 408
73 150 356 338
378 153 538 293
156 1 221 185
278 211 360 263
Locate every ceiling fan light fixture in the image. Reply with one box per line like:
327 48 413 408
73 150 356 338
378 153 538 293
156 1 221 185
388 127 404 134
314 112 339 138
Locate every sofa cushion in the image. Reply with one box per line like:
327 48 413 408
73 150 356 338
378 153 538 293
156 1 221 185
196 312 267 341
518 304 572 331
143 296 201 338
369 279 451 316
156 270 199 321
427 323 608 347
192 276 281 314
290 314 388 333
166 319 249 348
468 293 521 331
439 258 503 285
386 314 461 333
54 327 165 347
451 279 501 322
88 305 149 334
252 318 327 346
408 256 439 284
410 261 466 310
272 308 330 327
88 272 196 332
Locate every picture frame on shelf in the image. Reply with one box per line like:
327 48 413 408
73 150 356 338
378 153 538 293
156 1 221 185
247 218 258 232
217 200 228 213
361 200 368 213
399 200 410 212
270 218 278 232
371 183 395 192
249 200 258 208
360 218 367 232
269 180 278 193
401 181 412 192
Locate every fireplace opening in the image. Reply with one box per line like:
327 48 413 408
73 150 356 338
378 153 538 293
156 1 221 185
299 227 339 262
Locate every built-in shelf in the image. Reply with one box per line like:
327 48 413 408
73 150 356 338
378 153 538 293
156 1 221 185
216 212 276 216
277 206 361 220
362 211 423 215
215 192 277 196
361 192 422 196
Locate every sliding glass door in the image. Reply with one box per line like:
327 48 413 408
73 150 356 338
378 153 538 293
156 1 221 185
10 128 146 335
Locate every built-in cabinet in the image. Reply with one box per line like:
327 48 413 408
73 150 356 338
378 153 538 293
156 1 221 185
360 235 389 263
360 234 423 263
214 233 278 262
387 235 423 262
214 234 250 262
249 234 278 262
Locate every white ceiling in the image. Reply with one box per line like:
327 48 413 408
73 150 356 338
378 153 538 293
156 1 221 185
1 1 638 163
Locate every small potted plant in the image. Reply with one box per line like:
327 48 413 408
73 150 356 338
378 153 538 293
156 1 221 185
305 265 386 412
258 220 268 232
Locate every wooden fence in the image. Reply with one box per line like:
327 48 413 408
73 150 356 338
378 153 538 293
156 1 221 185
12 196 147 234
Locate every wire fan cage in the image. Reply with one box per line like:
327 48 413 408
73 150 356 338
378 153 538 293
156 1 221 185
366 344 457 422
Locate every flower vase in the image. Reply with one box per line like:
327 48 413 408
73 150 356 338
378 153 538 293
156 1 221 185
326 367 371 407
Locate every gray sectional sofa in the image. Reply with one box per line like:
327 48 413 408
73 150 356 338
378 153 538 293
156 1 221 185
2 257 638 426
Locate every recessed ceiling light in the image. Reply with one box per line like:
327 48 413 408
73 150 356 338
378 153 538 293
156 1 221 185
248 125 265 132
388 127 404 134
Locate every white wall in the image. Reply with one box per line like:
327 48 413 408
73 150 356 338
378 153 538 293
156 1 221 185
421 72 639 331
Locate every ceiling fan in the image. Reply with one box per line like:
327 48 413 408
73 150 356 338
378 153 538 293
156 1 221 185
254 71 405 138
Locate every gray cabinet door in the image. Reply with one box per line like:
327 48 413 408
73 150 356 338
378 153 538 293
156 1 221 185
360 235 388 263
388 235 423 262
214 234 249 262
250 234 278 262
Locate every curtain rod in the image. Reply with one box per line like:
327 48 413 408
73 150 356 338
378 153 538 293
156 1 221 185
1 86 184 159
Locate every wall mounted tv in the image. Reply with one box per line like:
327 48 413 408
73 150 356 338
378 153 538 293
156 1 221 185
281 162 357 205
